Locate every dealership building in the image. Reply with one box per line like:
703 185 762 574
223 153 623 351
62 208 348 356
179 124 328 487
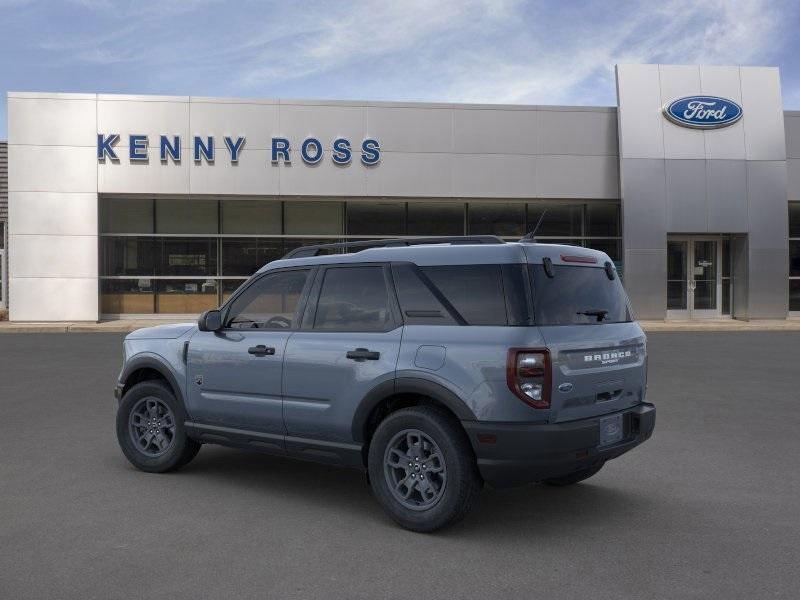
2 63 800 321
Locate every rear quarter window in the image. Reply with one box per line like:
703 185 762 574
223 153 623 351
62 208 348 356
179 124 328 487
419 265 508 326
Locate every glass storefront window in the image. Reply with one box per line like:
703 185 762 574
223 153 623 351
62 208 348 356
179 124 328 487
468 203 524 238
791 280 800 312
155 198 218 234
285 201 343 235
98 197 624 314
100 279 155 314
221 200 281 234
101 198 153 233
282 237 342 256
221 279 248 303
101 237 158 276
585 239 621 262
407 203 464 236
156 279 219 314
221 238 283 276
586 202 620 237
527 203 582 237
160 238 217 276
790 203 800 238
347 202 406 236
791 241 800 277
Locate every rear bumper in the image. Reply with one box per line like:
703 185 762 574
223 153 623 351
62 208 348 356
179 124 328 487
462 403 655 489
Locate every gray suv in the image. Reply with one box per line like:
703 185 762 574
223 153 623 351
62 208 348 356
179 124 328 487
115 236 655 532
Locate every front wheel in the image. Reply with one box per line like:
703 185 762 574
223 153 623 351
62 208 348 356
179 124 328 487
368 406 482 532
116 380 201 473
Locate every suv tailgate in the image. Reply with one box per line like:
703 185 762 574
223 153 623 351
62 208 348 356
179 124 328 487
539 322 646 423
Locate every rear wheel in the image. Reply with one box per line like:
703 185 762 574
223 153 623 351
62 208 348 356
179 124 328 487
543 462 604 486
368 406 482 532
116 380 200 473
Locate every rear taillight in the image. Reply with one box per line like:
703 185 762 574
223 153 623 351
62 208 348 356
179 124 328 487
506 348 552 409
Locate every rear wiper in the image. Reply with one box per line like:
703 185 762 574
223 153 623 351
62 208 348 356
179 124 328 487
577 309 608 322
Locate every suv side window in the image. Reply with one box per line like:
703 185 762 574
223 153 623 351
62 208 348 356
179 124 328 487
313 266 393 331
225 269 310 330
391 263 458 325
420 265 508 326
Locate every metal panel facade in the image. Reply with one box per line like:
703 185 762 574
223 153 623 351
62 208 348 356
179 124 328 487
616 64 789 319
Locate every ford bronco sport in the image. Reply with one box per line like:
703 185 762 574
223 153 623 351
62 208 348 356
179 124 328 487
115 236 655 532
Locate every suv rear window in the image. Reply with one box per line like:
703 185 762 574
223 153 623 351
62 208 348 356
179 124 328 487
530 264 632 325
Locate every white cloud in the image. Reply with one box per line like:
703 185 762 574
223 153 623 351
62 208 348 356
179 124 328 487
438 0 793 106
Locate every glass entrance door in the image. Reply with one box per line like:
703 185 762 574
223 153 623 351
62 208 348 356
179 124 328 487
666 237 723 319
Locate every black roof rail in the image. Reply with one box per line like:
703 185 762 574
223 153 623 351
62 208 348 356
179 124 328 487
282 235 505 259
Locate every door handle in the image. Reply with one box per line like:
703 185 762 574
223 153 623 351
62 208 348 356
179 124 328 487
346 348 380 361
248 345 276 356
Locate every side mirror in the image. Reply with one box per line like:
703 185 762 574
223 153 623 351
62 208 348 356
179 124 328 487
198 309 223 332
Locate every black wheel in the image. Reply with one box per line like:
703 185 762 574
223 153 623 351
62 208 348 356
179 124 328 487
116 380 200 473
368 406 482 532
543 462 604 487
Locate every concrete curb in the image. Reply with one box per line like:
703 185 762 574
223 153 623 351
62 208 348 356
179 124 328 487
0 320 190 334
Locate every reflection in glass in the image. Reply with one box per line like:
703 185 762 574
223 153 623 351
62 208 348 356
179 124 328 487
790 241 800 277
468 203 524 237
347 202 405 236
155 198 218 234
407 203 464 236
585 202 620 237
100 198 153 233
156 279 218 314
161 238 217 276
790 202 800 238
667 241 688 310
101 237 158 276
101 279 155 314
585 239 621 262
526 203 582 237
791 280 800 311
221 279 248 303
285 201 343 235
693 241 717 310
221 239 283 276
222 200 281 234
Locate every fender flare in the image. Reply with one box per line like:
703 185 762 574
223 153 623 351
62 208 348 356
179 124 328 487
351 377 477 443
120 354 186 408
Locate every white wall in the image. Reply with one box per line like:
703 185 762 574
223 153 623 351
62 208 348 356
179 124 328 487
8 93 99 321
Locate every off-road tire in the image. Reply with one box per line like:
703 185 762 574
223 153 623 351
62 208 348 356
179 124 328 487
116 380 201 473
368 406 482 532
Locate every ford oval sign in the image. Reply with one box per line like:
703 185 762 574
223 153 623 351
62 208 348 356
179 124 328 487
663 96 743 129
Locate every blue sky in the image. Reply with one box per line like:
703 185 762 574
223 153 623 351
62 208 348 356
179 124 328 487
2 0 800 139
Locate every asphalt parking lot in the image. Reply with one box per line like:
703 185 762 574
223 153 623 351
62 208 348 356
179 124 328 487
1 332 798 599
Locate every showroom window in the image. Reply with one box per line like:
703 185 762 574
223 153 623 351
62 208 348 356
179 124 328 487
790 202 800 313
99 197 622 315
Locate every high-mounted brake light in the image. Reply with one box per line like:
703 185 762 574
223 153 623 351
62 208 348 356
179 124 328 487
506 348 552 409
560 254 597 264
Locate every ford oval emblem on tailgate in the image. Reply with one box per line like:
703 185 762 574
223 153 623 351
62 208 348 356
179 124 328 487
558 382 573 393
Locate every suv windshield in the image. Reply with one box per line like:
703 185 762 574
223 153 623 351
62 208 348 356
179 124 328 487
530 264 632 325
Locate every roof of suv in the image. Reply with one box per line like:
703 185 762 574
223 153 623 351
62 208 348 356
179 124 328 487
260 241 613 273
